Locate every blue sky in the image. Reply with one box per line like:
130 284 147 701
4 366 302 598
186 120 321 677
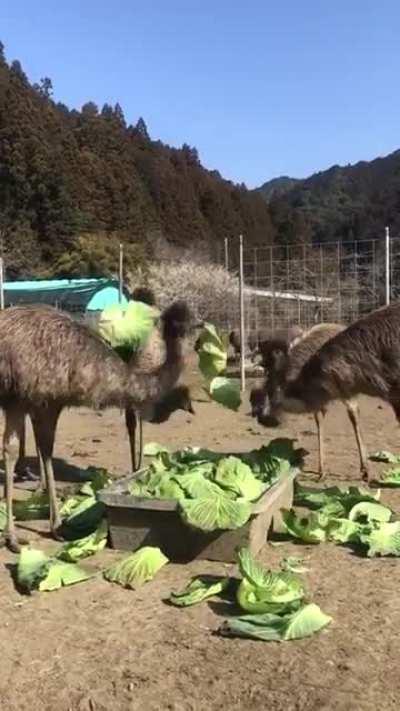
1 1 399 188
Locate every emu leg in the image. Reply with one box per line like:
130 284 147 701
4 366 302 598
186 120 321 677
13 417 46 487
14 417 29 479
16 416 26 467
30 406 62 538
125 407 143 472
37 443 46 492
1 406 29 553
344 399 370 482
314 409 326 480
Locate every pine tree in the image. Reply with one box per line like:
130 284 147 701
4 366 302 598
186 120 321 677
135 117 150 140
81 101 99 117
113 102 126 127
101 103 114 120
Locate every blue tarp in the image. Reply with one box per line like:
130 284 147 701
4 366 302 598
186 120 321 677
3 278 129 312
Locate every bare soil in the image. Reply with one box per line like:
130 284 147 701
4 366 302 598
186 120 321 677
1 362 400 711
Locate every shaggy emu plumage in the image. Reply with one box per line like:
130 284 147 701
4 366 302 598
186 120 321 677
16 288 195 476
0 300 192 551
124 287 194 470
250 322 369 480
278 303 400 478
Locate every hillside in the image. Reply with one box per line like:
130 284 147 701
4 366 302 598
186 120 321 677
256 176 300 202
258 151 400 244
0 43 275 279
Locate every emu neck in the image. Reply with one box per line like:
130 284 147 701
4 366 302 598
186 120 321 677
126 334 185 407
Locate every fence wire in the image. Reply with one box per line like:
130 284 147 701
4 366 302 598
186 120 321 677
216 235 400 347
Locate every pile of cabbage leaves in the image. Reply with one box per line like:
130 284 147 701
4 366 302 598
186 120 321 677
169 546 332 642
281 479 400 557
129 439 302 533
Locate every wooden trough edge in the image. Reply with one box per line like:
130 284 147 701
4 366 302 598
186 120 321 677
98 467 299 515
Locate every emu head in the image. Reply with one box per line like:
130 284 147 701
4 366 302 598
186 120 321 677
132 287 157 306
254 327 303 427
229 329 241 354
161 301 203 340
148 385 195 423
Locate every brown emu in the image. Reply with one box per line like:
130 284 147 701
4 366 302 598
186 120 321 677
124 287 195 470
276 303 400 477
250 323 369 480
16 288 195 476
0 301 192 552
229 325 303 360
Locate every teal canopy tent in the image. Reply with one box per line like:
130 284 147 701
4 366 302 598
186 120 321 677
3 278 130 314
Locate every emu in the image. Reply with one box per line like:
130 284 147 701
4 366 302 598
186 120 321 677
125 287 194 470
250 323 369 480
16 289 195 478
0 301 192 552
275 303 400 479
229 325 303 360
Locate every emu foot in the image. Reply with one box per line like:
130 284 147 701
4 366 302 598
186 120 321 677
51 520 64 542
34 484 47 495
316 470 326 481
0 531 29 553
361 468 372 486
14 465 40 483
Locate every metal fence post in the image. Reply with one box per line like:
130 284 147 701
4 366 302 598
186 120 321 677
224 237 229 271
0 256 4 310
385 226 390 305
239 234 246 392
119 243 124 304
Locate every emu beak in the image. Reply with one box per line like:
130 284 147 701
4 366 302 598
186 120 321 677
194 320 204 330
188 404 195 415
257 413 281 428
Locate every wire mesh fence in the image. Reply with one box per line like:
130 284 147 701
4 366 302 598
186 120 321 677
215 233 400 347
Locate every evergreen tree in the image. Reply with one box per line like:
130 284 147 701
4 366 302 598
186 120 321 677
10 60 28 83
135 116 150 140
81 101 99 117
113 102 126 127
33 76 53 98
101 103 114 120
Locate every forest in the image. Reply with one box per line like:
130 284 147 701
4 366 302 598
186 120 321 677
1 40 399 280
258 150 400 245
0 42 274 278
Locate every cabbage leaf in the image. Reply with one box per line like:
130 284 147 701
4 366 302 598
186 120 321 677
169 575 230 607
369 450 400 464
220 603 332 642
208 377 241 411
179 494 252 532
104 546 168 589
213 457 264 501
348 501 392 523
360 521 400 557
196 323 228 379
143 442 171 457
57 521 108 562
0 501 7 531
281 509 328 543
60 495 105 539
17 547 91 592
381 467 400 487
326 518 369 544
97 301 159 355
236 548 305 614
14 492 50 521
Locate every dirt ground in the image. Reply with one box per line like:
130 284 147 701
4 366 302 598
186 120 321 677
1 361 400 711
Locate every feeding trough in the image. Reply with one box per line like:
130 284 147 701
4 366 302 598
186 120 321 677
99 468 297 563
